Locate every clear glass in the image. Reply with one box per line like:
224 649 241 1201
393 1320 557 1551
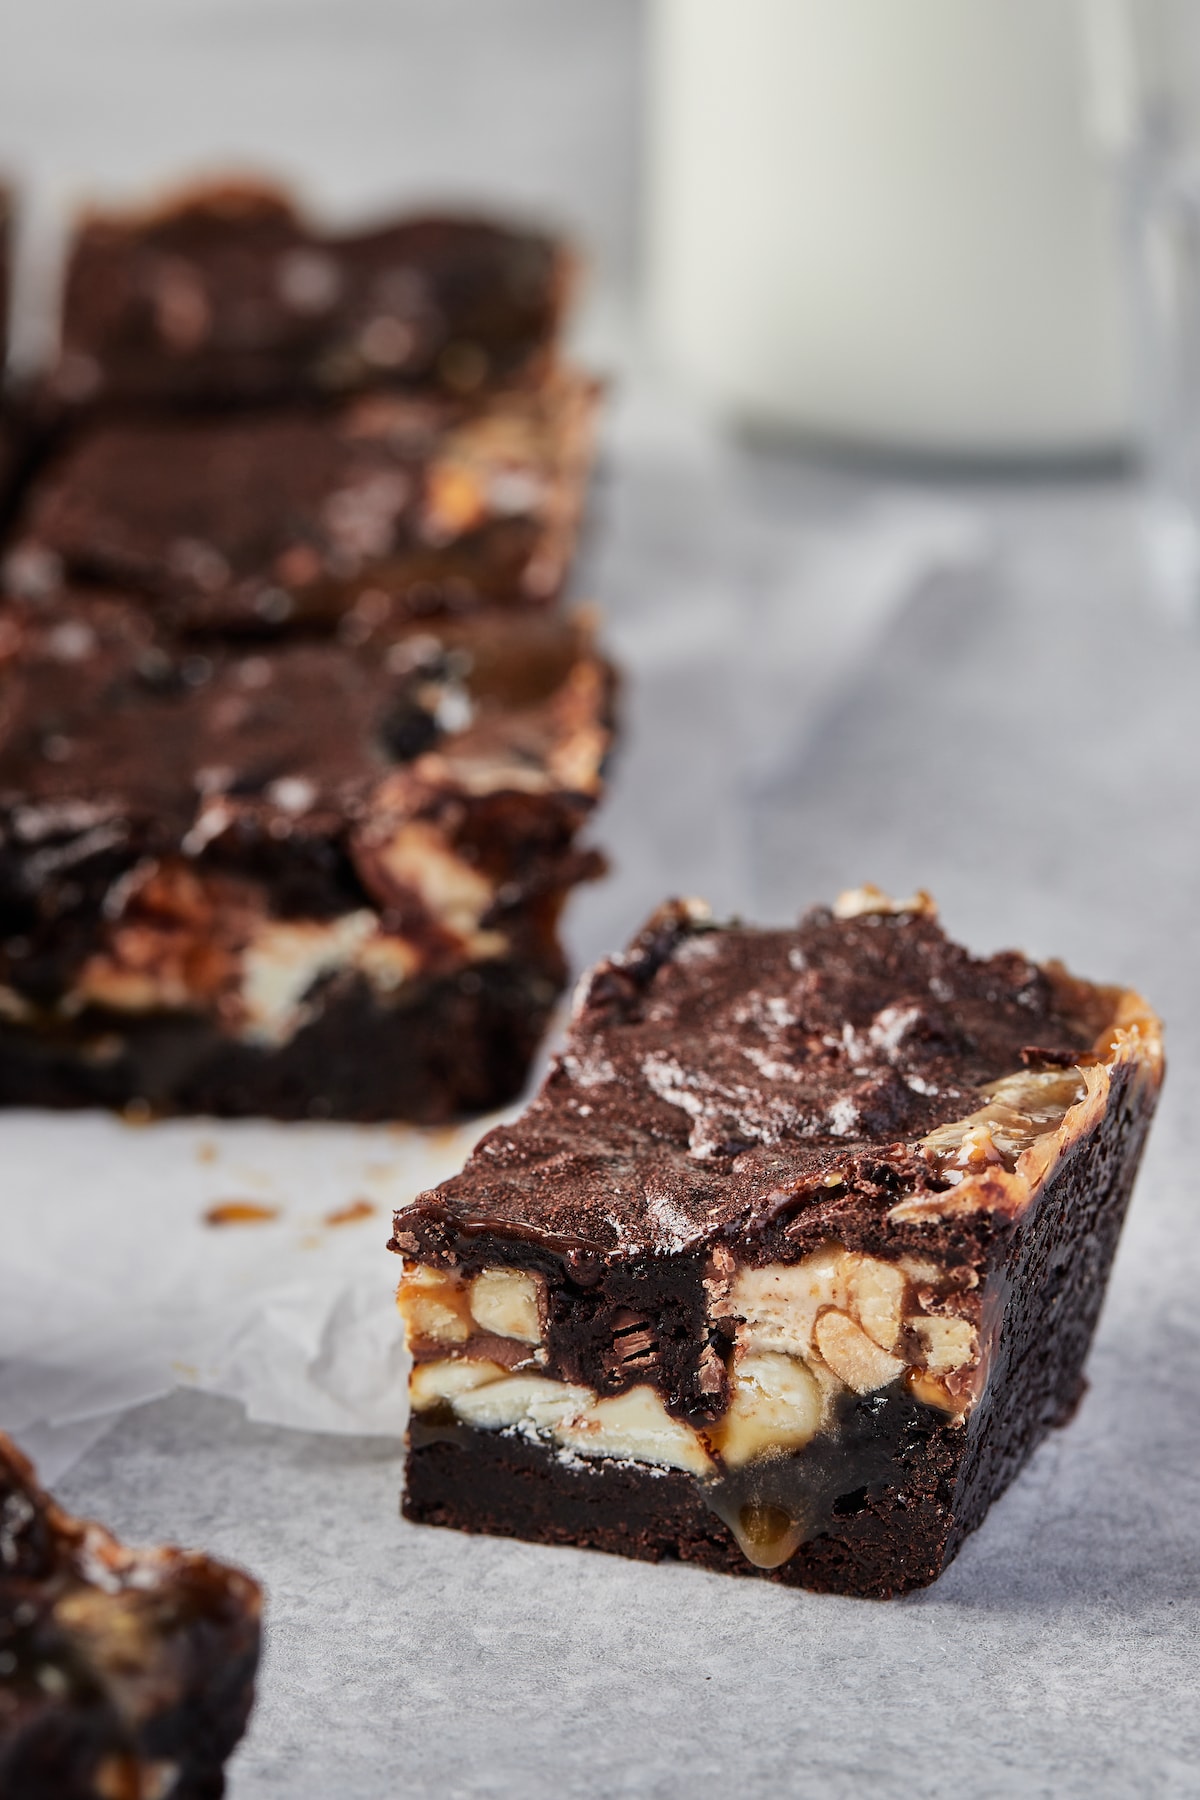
1092 0 1200 614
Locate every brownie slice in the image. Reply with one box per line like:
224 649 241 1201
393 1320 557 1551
53 179 574 410
392 889 1163 1597
0 1431 260 1800
0 592 613 1120
10 368 599 630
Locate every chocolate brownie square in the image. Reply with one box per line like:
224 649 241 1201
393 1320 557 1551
0 593 613 1120
392 889 1163 1597
0 1431 260 1800
10 368 599 630
53 179 574 410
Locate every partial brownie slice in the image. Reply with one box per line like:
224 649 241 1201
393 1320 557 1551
10 368 599 630
392 889 1163 1597
0 406 21 537
53 179 574 410
0 182 11 379
0 1431 260 1800
0 593 612 1120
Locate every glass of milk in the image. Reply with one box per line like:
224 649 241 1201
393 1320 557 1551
645 0 1132 461
1096 0 1200 612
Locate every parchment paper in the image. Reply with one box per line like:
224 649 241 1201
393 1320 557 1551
0 1109 505 1479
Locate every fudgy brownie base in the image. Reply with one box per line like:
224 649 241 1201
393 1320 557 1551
404 1410 962 1600
0 1432 261 1800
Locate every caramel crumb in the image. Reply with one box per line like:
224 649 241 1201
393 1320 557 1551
324 1198 376 1226
203 1200 281 1227
422 1124 465 1152
195 1140 218 1164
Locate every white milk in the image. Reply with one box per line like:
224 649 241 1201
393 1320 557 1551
645 0 1131 458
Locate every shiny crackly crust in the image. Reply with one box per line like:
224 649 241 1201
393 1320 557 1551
396 889 1150 1258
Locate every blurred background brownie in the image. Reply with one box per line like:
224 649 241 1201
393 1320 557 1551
52 179 576 412
0 1430 261 1800
0 594 613 1119
0 166 612 1122
10 367 600 629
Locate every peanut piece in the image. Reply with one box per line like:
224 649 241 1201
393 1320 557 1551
556 1384 714 1476
845 1255 907 1352
813 1309 906 1394
907 1314 978 1374
452 1375 592 1433
469 1268 542 1345
717 1352 824 1467
730 1247 848 1360
409 1358 508 1411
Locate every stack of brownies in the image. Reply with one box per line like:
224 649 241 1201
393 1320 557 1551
0 180 613 1121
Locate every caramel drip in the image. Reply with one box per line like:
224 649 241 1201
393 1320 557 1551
724 1502 808 1571
203 1200 280 1226
324 1198 376 1226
